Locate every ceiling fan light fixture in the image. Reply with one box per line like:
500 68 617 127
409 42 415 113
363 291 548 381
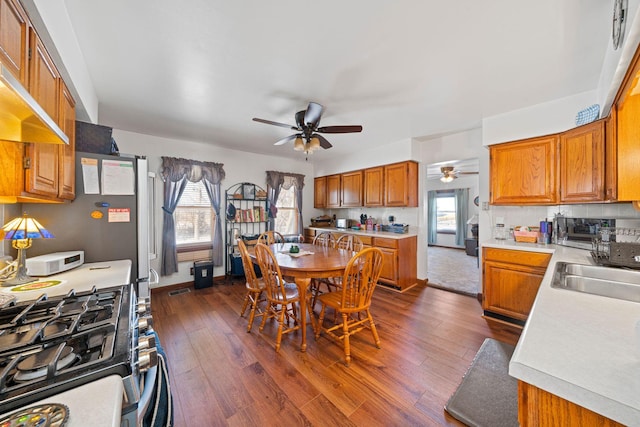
293 137 305 151
440 174 454 183
309 137 320 151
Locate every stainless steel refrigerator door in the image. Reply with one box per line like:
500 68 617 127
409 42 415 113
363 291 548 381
136 157 150 298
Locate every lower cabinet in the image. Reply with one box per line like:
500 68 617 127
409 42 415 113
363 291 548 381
518 382 625 427
482 248 551 327
304 228 418 292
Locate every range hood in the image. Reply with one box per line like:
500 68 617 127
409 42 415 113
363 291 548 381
0 63 68 145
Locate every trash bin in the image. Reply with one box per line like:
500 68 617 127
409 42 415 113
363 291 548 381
194 260 214 289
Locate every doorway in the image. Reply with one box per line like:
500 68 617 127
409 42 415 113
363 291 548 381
426 158 480 296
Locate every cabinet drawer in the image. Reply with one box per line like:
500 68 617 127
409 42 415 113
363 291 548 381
373 237 397 249
483 248 551 268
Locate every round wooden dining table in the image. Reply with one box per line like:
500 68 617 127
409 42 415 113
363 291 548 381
249 242 354 352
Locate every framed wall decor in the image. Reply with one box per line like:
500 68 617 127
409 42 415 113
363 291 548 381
242 183 255 199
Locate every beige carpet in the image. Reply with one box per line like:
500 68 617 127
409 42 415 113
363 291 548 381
427 246 479 296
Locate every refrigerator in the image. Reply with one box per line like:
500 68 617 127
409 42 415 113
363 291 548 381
25 151 156 298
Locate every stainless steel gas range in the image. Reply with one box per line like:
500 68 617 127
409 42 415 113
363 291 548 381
0 260 170 427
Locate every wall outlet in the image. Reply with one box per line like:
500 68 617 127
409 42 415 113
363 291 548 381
482 202 490 211
190 267 194 276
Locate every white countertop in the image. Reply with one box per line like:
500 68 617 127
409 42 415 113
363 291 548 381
486 240 640 425
307 226 418 239
0 259 132 303
0 375 123 427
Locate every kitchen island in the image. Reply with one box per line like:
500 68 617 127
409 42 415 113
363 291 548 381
482 240 639 426
306 226 418 291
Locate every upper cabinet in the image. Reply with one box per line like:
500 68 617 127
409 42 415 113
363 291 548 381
315 160 418 209
490 120 608 205
490 135 558 205
314 176 327 208
326 174 341 208
364 166 384 207
0 0 29 86
341 170 363 207
559 120 605 203
384 161 418 207
614 45 640 202
0 2 76 203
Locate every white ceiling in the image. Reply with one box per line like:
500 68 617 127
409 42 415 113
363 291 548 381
57 0 611 161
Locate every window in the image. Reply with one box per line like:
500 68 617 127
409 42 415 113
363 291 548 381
274 183 298 236
436 193 456 234
175 180 215 251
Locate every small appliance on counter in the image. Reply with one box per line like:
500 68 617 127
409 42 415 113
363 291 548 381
25 251 84 276
336 218 348 229
310 215 332 227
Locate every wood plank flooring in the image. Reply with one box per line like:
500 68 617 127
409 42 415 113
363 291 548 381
151 280 520 426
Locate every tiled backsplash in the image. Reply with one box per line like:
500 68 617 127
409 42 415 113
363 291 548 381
486 202 640 231
323 207 419 227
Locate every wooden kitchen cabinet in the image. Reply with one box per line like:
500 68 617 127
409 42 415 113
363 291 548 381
0 0 29 86
341 170 363 207
614 44 640 202
384 161 418 207
57 81 76 200
326 174 341 208
482 247 551 327
559 120 605 203
373 235 417 291
0 22 75 203
314 176 327 208
25 28 61 199
605 110 617 201
364 166 384 207
490 135 558 205
518 382 624 427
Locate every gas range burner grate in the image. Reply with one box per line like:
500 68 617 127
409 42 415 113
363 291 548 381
14 344 77 382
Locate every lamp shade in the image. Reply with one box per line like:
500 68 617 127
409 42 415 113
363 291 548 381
440 175 454 183
309 137 320 151
2 214 54 240
293 137 305 151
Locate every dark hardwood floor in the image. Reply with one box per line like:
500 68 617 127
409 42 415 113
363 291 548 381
151 279 520 426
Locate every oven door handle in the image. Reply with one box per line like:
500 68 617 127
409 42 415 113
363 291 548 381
138 364 157 424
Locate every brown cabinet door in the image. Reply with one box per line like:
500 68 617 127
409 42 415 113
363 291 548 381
0 0 29 85
341 170 363 207
490 135 558 205
364 166 384 207
559 120 605 203
384 161 418 207
615 48 640 202
378 246 398 285
25 29 60 198
483 260 545 322
605 110 617 201
314 176 326 208
58 81 75 200
326 174 341 208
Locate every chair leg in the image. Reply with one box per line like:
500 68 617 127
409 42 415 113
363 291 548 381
341 313 351 366
239 291 251 317
275 304 286 352
246 290 262 333
259 302 273 332
367 309 381 348
315 304 327 339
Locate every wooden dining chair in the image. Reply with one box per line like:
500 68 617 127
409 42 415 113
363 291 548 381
309 231 338 310
254 243 302 352
237 239 266 333
315 247 384 366
257 231 285 245
312 231 336 248
336 234 364 252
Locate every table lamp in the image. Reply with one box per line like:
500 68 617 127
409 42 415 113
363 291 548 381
1 213 54 286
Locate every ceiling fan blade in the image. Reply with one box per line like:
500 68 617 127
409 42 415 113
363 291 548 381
456 171 479 175
304 102 324 127
274 134 299 146
316 125 363 134
314 134 332 149
252 118 296 130
294 110 305 129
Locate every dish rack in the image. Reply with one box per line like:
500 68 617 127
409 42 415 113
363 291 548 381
590 227 640 269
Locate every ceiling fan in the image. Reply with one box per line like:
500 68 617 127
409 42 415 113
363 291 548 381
252 102 362 155
438 166 479 183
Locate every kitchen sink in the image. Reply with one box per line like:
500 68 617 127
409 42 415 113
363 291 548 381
551 262 640 303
